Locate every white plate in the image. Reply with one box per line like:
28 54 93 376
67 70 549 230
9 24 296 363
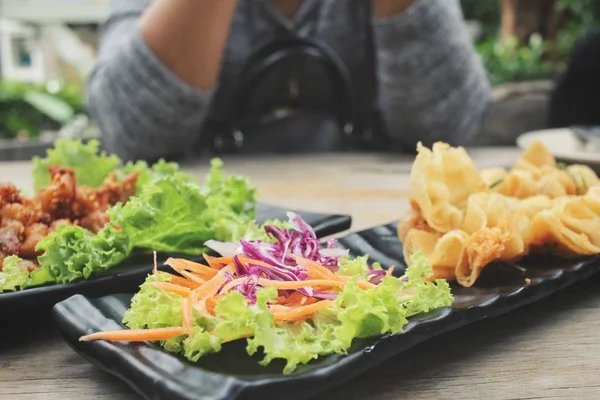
516 128 600 167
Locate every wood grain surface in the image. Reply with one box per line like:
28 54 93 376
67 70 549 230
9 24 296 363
2 148 599 400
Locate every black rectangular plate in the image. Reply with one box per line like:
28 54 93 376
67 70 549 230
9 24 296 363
52 222 600 400
0 204 351 313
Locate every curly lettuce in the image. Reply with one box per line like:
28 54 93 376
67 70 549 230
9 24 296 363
34 224 131 284
0 224 131 293
122 251 453 374
32 139 121 190
0 256 31 292
109 159 259 255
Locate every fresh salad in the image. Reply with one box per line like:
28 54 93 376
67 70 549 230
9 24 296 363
0 139 272 293
81 213 453 374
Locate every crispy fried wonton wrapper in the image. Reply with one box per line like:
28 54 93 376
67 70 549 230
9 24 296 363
457 193 534 286
485 141 599 198
513 195 553 220
402 228 465 281
403 193 535 287
400 140 600 288
531 185 600 254
514 140 556 170
410 142 487 233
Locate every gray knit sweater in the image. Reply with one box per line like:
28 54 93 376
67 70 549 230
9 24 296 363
87 0 491 161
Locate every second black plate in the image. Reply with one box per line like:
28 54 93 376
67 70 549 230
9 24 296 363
52 222 600 400
0 204 351 312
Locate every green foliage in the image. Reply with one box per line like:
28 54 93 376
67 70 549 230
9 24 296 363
0 80 85 140
477 33 555 86
462 0 600 86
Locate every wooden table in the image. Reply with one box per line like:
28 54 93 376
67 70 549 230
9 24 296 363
2 148 600 400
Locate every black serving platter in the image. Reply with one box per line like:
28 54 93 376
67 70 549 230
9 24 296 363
0 204 350 313
52 221 600 400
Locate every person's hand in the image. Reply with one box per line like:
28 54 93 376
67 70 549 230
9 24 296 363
371 0 416 19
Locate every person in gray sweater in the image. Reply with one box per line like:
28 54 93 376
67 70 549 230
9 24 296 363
88 0 491 162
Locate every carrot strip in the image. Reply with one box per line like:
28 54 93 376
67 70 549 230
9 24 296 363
269 304 292 313
153 282 191 297
203 255 232 270
182 296 194 328
294 256 344 281
80 327 190 342
281 292 305 305
205 296 219 315
165 258 217 278
222 278 351 293
177 269 207 285
164 274 199 289
272 300 334 321
192 266 235 317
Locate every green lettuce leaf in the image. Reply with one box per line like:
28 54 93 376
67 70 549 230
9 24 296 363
32 139 121 190
337 255 384 279
34 224 130 284
0 256 31 292
119 159 183 193
123 251 453 374
123 273 186 353
109 160 259 254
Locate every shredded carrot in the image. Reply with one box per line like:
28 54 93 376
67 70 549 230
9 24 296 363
294 256 344 281
192 266 235 317
280 292 306 305
83 248 394 344
80 327 190 342
165 258 217 278
205 296 219 315
163 274 199 289
222 278 347 293
272 300 334 321
182 296 193 328
153 282 191 297
269 304 292 313
177 269 207 285
203 255 232 269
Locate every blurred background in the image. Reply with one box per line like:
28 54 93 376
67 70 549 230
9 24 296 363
0 0 598 158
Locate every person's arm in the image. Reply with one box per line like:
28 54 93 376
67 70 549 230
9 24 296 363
87 0 238 162
371 0 491 150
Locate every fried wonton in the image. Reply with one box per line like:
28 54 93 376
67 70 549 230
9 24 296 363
400 140 600 288
531 185 600 255
410 142 487 233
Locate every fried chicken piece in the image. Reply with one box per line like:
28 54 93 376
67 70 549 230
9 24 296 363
38 167 77 219
0 222 24 255
18 223 49 259
100 171 139 205
0 167 139 263
0 183 22 206
76 172 139 216
79 210 109 233
1 200 51 227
